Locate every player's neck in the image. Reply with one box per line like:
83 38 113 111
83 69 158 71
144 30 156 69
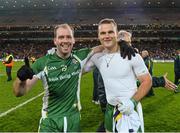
56 51 71 59
105 44 119 53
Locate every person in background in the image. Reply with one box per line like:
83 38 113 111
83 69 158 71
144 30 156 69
30 56 36 64
2 51 14 81
95 67 106 132
118 30 177 91
174 49 180 85
141 50 155 97
92 67 100 104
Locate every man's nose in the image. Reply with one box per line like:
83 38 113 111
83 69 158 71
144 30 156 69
104 33 111 38
62 37 69 42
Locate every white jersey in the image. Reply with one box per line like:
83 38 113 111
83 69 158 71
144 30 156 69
85 51 149 106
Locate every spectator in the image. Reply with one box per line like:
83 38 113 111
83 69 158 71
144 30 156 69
174 49 180 90
2 51 14 81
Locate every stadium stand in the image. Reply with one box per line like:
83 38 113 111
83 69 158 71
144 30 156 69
0 24 180 59
0 0 180 60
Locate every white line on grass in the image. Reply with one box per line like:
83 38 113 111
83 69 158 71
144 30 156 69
0 92 44 118
0 74 5 76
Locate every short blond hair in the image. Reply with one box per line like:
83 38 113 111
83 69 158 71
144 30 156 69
98 18 117 30
54 24 74 38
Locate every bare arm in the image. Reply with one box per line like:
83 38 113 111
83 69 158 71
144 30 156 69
152 73 177 91
82 58 95 74
163 73 177 91
13 76 38 97
132 73 152 101
82 46 103 74
91 45 104 54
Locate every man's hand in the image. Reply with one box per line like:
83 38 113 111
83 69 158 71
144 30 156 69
119 40 137 60
163 73 177 91
17 65 34 81
92 45 104 54
117 99 135 115
17 57 34 81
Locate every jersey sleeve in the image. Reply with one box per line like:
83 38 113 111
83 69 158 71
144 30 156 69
152 76 165 87
31 56 47 75
73 48 91 60
131 54 149 77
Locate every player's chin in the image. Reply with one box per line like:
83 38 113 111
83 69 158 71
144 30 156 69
62 48 72 54
103 42 113 48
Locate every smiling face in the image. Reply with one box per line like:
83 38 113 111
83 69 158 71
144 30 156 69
98 19 118 52
54 24 75 58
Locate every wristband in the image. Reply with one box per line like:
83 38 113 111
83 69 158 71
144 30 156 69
130 98 138 107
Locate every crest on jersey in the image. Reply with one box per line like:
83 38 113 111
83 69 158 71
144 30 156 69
72 59 78 64
61 65 67 71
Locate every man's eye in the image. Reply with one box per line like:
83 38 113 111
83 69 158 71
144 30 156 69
108 31 114 34
58 36 64 39
67 35 72 39
100 32 106 35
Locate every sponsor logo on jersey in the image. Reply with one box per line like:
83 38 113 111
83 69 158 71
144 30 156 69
48 70 80 82
48 66 57 70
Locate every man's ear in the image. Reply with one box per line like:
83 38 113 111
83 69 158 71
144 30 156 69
115 29 118 38
53 38 57 46
98 32 100 40
72 37 75 44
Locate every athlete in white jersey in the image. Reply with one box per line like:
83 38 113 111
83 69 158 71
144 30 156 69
84 18 152 132
87 52 148 106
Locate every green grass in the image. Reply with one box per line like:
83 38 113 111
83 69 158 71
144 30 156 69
0 62 179 132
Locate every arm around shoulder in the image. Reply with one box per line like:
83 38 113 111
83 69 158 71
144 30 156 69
91 45 104 54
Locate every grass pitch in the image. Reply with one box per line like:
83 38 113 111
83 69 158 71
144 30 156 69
0 61 179 132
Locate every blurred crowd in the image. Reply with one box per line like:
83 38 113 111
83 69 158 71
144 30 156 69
0 24 179 60
0 39 179 60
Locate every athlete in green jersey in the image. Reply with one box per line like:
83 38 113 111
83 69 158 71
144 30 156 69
13 24 103 132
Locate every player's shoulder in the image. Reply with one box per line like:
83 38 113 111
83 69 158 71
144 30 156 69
73 48 91 60
129 53 144 64
32 55 51 68
132 53 142 60
73 48 90 55
92 52 104 59
88 52 105 66
36 55 50 62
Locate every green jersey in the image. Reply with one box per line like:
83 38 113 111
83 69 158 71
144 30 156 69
32 48 90 118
